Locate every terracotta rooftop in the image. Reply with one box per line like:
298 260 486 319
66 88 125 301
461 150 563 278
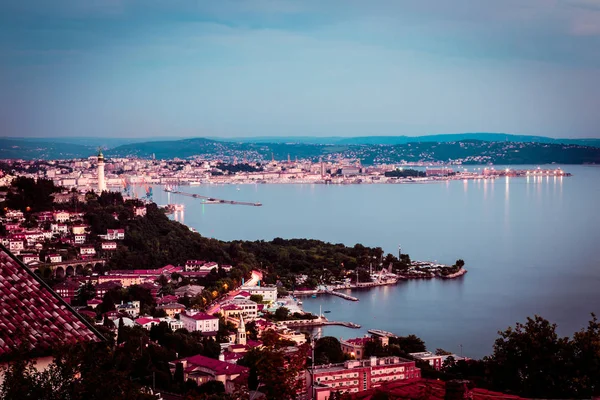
182 354 249 376
0 244 105 361
350 379 527 400
181 311 218 321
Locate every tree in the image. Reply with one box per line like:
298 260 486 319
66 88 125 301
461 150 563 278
315 337 345 365
391 334 426 353
488 315 571 398
569 313 600 397
197 380 225 395
249 294 264 303
173 362 184 386
274 307 290 321
455 259 465 268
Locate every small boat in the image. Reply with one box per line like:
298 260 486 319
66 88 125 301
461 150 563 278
311 294 317 298
323 310 331 314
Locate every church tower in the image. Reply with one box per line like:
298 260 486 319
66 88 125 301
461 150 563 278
236 314 246 346
97 149 106 193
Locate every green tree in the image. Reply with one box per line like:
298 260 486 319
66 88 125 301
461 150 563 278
488 315 571 398
315 337 345 365
274 307 290 321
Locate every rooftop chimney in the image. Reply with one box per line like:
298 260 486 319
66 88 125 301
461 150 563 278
445 380 473 400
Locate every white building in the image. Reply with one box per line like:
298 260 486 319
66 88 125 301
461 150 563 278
48 254 62 263
180 310 219 334
240 285 278 302
116 301 140 317
80 246 96 256
53 211 70 223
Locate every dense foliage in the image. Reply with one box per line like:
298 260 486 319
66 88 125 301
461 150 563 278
4 177 61 212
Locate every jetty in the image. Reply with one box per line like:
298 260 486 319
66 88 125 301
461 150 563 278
164 187 262 206
325 290 359 301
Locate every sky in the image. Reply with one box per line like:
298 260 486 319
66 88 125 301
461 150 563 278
1 0 600 139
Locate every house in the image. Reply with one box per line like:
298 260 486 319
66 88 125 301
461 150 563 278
101 241 117 251
135 317 161 330
174 284 205 298
97 273 141 287
0 244 104 374
309 356 421 399
408 352 448 371
53 281 81 304
341 337 374 360
8 239 24 254
87 298 102 309
5 209 24 220
133 206 147 217
160 317 184 331
47 254 62 263
170 354 248 394
50 223 68 234
157 295 179 305
185 259 206 271
79 246 96 256
21 253 39 264
95 281 122 297
53 211 70 223
105 229 125 240
220 298 258 319
157 303 186 318
180 310 219 334
138 282 160 299
36 211 54 222
116 301 140 317
74 234 87 245
4 223 21 233
240 285 278 302
71 225 88 235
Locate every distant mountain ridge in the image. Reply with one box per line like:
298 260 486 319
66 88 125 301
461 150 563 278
220 133 600 147
2 134 599 164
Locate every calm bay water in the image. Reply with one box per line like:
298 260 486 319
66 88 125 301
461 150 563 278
148 165 600 358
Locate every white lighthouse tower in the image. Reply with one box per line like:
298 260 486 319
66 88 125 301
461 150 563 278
97 149 106 193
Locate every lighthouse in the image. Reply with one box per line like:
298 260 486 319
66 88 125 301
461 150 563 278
97 150 106 193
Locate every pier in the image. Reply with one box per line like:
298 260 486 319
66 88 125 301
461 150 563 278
164 188 262 206
325 290 359 301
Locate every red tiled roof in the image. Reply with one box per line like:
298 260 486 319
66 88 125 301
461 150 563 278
183 354 248 376
0 245 104 361
135 317 160 325
350 379 527 400
181 311 218 321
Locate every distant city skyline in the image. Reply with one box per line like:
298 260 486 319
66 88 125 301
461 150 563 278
1 0 599 139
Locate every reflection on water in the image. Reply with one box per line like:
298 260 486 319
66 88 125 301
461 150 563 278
143 165 599 358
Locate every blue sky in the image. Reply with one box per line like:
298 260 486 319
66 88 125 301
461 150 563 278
1 0 599 138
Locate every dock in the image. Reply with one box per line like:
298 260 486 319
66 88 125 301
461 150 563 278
368 329 398 338
164 188 262 206
324 290 359 301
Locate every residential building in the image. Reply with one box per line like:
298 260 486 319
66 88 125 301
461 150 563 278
157 302 186 318
105 228 125 240
101 241 117 251
135 317 161 330
133 206 147 217
97 273 142 287
116 301 140 317
95 281 122 297
174 284 205 298
21 253 39 264
8 239 24 254
53 211 70 223
180 310 219 334
240 285 278 302
71 225 87 235
74 234 87 244
47 254 62 263
408 352 448 371
221 298 258 319
184 259 206 271
160 317 184 331
53 281 82 304
341 337 372 360
170 355 248 394
309 356 421 399
80 246 96 256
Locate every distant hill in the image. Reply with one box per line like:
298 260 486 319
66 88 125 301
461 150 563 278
223 133 600 147
2 134 600 164
0 138 94 160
